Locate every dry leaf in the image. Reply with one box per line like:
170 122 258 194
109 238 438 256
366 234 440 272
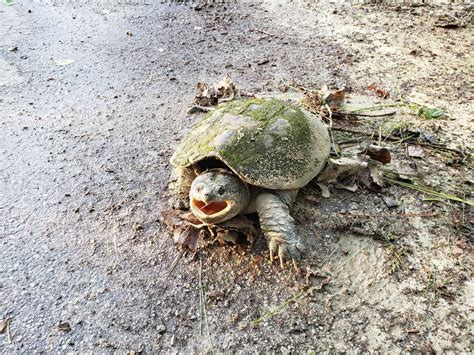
369 165 385 187
316 183 331 198
194 74 238 107
161 210 210 250
368 83 389 99
317 157 368 183
161 209 257 250
364 145 391 164
407 145 424 158
335 182 358 192
320 85 346 107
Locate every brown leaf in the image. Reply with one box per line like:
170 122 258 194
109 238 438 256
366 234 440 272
175 225 209 250
320 84 346 107
193 74 237 107
364 145 391 164
368 83 389 99
326 89 346 107
161 210 209 250
161 210 256 250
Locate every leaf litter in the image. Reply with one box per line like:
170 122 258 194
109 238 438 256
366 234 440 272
188 74 254 113
161 210 257 251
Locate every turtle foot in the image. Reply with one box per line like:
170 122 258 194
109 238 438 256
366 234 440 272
268 237 303 268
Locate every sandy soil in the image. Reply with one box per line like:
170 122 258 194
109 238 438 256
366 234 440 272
1 1 472 352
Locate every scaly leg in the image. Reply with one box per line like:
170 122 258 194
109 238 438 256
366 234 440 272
168 167 196 210
255 191 302 267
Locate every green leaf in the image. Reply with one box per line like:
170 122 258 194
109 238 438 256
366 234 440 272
417 106 445 119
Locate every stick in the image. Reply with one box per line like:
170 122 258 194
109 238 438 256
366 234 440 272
6 319 12 344
252 27 278 38
346 103 410 113
338 111 397 117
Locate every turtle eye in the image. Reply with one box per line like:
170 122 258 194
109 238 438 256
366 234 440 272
217 186 225 196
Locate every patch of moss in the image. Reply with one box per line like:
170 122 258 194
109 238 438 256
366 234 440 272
219 99 314 185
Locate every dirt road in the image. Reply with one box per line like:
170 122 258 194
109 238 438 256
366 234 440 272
1 1 472 352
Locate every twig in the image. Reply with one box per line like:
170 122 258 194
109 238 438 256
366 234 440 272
414 141 466 156
166 250 185 280
324 103 339 157
6 319 12 344
252 290 307 325
338 110 397 117
387 178 473 206
346 103 410 113
252 27 278 38
332 125 407 141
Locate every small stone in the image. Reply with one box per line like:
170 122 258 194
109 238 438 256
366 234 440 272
238 321 248 331
382 196 399 208
57 321 71 332
0 319 9 333
132 221 143 231
156 324 166 333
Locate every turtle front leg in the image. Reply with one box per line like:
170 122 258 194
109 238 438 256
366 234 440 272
168 167 196 210
255 191 302 267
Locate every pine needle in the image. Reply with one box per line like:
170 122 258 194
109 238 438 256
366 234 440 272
387 178 473 206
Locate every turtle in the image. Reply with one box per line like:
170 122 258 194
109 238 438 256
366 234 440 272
169 98 331 265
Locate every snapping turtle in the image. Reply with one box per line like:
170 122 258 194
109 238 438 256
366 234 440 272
169 98 330 265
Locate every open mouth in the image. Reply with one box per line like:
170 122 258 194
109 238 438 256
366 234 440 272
192 199 230 216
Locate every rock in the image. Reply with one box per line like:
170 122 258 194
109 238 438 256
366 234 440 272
382 196 399 208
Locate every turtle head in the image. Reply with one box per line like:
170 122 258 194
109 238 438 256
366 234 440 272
190 169 250 224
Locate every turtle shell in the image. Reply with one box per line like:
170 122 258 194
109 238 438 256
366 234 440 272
171 98 330 189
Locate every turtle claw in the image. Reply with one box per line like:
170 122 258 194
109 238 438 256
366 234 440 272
268 238 303 269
